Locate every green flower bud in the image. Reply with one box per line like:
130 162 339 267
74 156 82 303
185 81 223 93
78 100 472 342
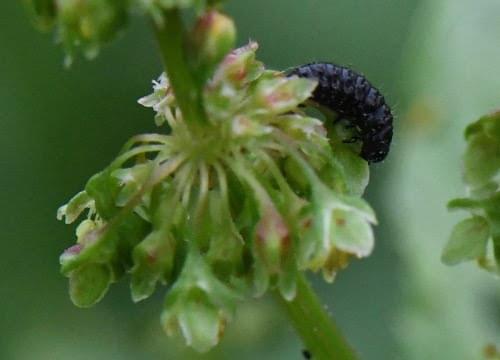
59 224 117 275
189 10 236 83
69 262 112 307
442 216 490 266
25 0 57 30
130 229 176 302
137 73 176 127
56 0 128 59
254 206 290 274
211 41 264 88
161 250 241 352
24 0 225 60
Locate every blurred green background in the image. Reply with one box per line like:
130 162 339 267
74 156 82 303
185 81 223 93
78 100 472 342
2 0 500 359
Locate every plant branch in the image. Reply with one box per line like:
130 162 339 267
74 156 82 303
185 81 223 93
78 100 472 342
275 273 358 360
153 9 207 126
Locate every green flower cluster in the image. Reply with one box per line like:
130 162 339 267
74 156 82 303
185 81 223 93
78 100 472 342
57 42 376 352
443 111 500 274
24 0 222 63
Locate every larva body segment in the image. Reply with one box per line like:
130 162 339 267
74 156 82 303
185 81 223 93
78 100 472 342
289 63 393 163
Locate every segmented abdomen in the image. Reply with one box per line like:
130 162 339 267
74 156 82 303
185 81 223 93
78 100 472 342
289 62 393 163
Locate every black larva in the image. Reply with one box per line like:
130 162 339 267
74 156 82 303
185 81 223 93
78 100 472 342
288 63 393 163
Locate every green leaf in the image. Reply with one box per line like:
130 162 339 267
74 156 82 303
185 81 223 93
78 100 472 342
447 197 484 211
441 216 490 265
469 181 499 199
464 133 500 189
465 111 500 140
69 263 112 308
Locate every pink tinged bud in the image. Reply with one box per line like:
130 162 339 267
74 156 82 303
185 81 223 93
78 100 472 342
213 41 263 87
130 230 176 302
255 206 290 273
60 244 84 264
190 10 236 79
223 41 258 66
255 77 317 114
265 91 293 108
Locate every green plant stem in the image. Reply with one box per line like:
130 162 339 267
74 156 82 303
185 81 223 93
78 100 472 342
153 9 207 126
275 273 358 360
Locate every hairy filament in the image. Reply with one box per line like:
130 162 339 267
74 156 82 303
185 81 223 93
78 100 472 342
227 153 275 211
119 134 170 153
112 145 167 168
196 162 210 213
213 161 229 206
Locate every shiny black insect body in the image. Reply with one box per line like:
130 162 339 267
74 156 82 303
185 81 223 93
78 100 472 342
289 63 393 163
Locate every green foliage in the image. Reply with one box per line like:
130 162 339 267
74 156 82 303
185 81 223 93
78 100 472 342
57 42 376 352
442 216 489 265
443 111 500 273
